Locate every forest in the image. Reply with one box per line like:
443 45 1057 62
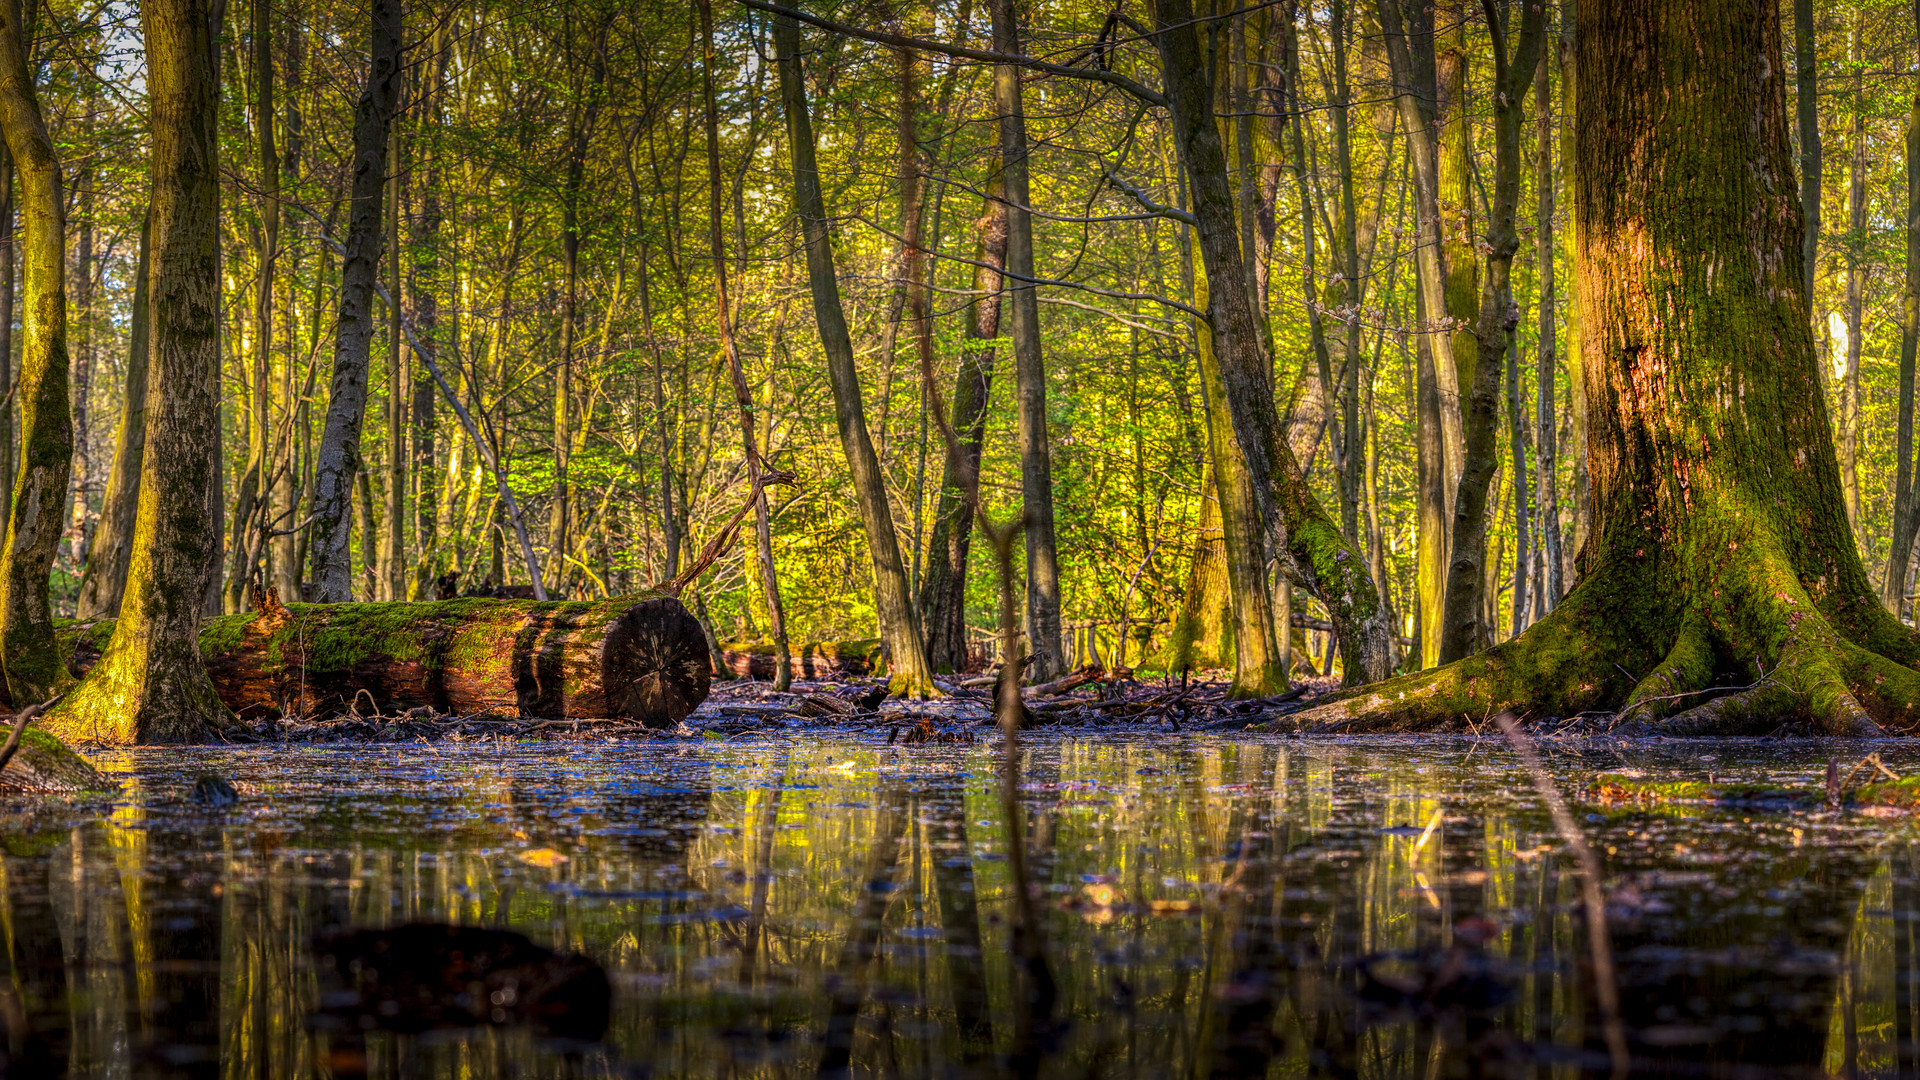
0 0 1896 743
0 0 1917 1076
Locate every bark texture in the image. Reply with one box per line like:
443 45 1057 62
54 595 711 732
50 0 230 743
1287 0 1920 736
0 0 71 706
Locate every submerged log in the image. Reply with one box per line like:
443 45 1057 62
61 594 710 728
719 639 880 680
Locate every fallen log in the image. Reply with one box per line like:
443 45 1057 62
60 593 711 728
718 639 880 680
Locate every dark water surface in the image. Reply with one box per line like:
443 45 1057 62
3 735 1917 1079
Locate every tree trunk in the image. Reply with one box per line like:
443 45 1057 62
1534 46 1564 613
1379 0 1465 669
75 214 149 618
406 29 448 601
58 595 711 730
47 0 229 743
1437 2 1545 663
66 105 92 572
381 138 404 600
307 0 399 603
1559 3 1588 581
0 0 72 706
1840 17 1864 532
1795 0 1820 304
920 172 1006 674
0 143 13 529
1888 87 1920 614
773 11 937 698
700 0 789 691
1293 0 1920 737
1157 0 1395 686
988 0 1067 683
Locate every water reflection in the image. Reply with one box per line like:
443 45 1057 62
0 738 1911 1078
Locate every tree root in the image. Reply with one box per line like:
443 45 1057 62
1278 534 1920 736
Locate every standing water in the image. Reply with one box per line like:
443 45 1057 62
1 734 1912 1078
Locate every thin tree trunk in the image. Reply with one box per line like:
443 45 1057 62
1332 0 1363 545
381 136 403 600
1796 0 1820 304
774 11 937 697
66 97 92 571
1841 16 1864 531
1535 46 1563 611
1437 0 1545 664
406 29 447 601
0 0 72 704
307 0 399 603
48 0 229 742
988 0 1067 682
919 184 1006 673
700 0 788 690
1158 0 1394 685
0 142 12 530
1889 71 1920 615
1559 0 1587 583
1379 0 1464 669
75 215 149 618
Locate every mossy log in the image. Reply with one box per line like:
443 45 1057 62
719 639 879 680
59 595 710 728
0 729 112 794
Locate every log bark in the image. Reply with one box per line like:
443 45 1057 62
59 595 711 728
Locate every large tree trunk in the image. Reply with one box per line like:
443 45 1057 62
0 143 14 527
988 0 1067 683
773 12 937 698
920 173 1006 674
1292 0 1920 736
47 0 230 743
0 0 72 707
307 0 400 602
75 214 150 618
1154 0 1396 686
58 595 711 730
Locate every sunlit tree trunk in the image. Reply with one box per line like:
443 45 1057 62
406 29 448 601
0 0 72 705
1298 0 1920 736
1839 16 1864 533
47 0 231 742
75 216 149 619
774 11 937 697
379 138 403 601
307 0 399 602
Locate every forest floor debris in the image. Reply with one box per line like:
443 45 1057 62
77 670 1356 745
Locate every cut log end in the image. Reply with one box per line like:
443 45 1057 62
609 597 711 729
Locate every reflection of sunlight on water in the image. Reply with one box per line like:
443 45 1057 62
1 737 1913 1077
